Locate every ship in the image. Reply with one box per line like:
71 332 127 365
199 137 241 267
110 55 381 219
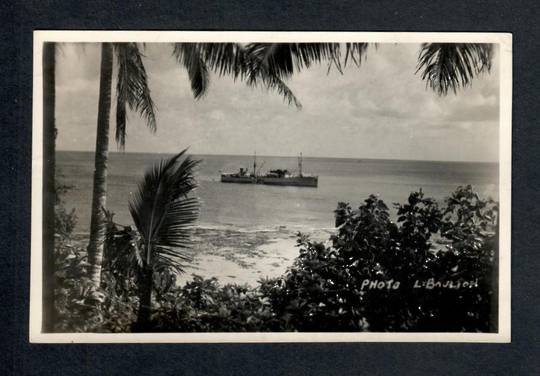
220 153 318 188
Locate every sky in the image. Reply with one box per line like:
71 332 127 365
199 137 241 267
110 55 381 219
54 43 500 162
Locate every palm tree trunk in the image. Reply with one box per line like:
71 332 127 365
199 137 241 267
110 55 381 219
42 42 56 332
133 266 153 332
87 43 113 288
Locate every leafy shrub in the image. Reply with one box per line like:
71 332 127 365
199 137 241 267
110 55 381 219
53 192 137 333
270 186 498 332
149 276 287 332
53 239 138 333
413 186 499 331
102 210 141 299
53 241 104 332
52 179 101 332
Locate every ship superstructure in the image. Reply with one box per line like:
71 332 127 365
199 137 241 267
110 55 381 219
220 153 318 188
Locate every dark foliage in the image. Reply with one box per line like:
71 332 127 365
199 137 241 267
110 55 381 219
149 276 287 332
269 186 498 332
54 239 138 333
53 182 137 332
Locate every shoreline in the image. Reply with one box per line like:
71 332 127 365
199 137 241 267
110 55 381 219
70 226 335 286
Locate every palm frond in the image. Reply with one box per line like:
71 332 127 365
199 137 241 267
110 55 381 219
173 44 210 99
244 43 370 78
194 43 247 79
344 43 370 68
246 43 330 78
252 71 303 109
114 43 157 149
172 42 303 109
129 149 200 272
241 43 369 108
416 43 493 95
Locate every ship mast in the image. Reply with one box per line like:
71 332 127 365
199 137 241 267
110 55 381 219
253 151 257 177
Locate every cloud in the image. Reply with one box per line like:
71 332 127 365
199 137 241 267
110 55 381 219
54 43 500 162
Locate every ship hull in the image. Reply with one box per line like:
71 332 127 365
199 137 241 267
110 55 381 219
220 175 255 184
260 176 318 187
220 175 318 187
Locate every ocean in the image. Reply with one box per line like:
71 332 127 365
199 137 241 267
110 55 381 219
56 151 499 284
57 151 499 234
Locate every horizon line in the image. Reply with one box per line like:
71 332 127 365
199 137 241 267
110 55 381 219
56 148 499 164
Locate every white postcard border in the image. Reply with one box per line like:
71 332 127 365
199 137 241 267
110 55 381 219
30 31 512 343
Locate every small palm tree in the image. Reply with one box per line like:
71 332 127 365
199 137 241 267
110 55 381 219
127 149 200 331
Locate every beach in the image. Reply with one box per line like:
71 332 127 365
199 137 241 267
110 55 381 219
181 227 326 285
70 227 333 286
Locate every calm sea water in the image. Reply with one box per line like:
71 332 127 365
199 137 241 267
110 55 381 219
57 151 499 234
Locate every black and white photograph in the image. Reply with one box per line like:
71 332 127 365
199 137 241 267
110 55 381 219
30 31 511 342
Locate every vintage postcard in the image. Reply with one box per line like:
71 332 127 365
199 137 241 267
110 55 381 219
30 31 512 343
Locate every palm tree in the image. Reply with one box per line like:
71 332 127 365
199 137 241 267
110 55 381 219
87 43 157 289
87 43 303 288
42 41 56 332
87 43 114 288
128 150 200 331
